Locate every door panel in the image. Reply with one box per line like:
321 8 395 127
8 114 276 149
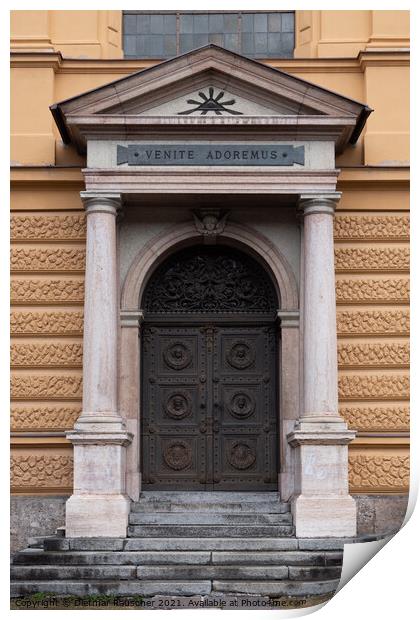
142 324 278 490
213 326 278 490
142 326 209 489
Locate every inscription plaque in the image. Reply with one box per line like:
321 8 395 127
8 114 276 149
117 144 304 167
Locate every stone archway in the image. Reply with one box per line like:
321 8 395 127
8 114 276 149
139 243 280 491
121 220 299 311
119 220 299 501
60 43 366 538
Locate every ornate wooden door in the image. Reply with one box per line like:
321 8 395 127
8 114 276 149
142 323 277 490
212 325 277 490
141 245 279 491
142 325 209 490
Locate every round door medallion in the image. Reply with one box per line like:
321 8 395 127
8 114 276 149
163 341 192 370
226 341 255 370
228 391 255 419
162 440 192 471
164 391 192 420
227 441 256 470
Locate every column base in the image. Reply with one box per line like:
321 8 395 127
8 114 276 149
288 421 356 538
65 425 133 538
292 495 357 538
65 494 131 538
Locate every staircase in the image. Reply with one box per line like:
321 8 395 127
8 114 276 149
11 492 344 600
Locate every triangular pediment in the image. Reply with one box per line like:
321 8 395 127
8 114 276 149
51 45 371 153
114 82 311 117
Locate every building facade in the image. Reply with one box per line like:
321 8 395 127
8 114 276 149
11 10 409 601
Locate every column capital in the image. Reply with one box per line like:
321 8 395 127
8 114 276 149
120 310 144 329
299 192 341 217
80 191 122 216
277 310 300 328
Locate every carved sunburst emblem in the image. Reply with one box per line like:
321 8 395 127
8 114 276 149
178 87 243 116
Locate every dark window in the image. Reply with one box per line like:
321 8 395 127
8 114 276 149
123 11 294 59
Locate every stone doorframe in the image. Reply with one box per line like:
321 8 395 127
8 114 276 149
54 44 369 540
65 187 357 539
119 220 299 503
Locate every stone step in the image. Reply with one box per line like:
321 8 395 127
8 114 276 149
127 524 294 538
32 536 349 553
138 491 281 502
136 564 290 580
12 549 343 567
212 579 340 597
40 536 299 553
10 580 213 598
131 501 290 514
12 550 213 566
27 536 56 549
124 537 299 551
212 551 343 566
11 563 341 583
10 579 340 598
289 565 342 581
11 565 136 581
43 537 127 552
128 512 292 525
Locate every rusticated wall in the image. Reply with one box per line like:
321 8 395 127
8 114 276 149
335 210 409 495
10 199 410 499
11 210 86 494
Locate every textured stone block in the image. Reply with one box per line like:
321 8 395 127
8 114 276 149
288 565 342 581
212 551 327 566
11 565 136 581
69 538 125 551
212 579 340 596
11 580 213 597
136 565 289 580
124 537 298 552
353 494 409 536
10 496 68 552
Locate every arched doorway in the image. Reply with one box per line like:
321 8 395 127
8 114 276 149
140 245 280 491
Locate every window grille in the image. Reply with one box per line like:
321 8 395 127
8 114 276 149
123 11 295 59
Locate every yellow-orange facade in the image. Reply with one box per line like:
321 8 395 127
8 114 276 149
10 11 409 516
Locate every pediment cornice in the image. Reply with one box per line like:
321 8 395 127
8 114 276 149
50 45 371 155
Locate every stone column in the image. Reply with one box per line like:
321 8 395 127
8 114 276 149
119 310 143 501
288 194 356 538
277 310 300 502
66 192 132 538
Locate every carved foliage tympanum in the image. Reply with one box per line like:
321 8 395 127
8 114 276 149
143 247 277 314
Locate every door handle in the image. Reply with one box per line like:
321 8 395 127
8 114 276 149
213 420 220 434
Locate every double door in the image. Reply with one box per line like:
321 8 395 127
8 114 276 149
141 323 278 490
